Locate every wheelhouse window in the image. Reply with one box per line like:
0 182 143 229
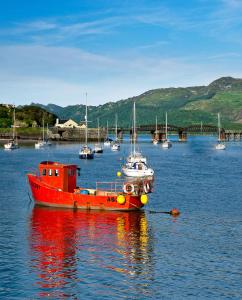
55 169 59 176
42 169 46 176
48 169 52 176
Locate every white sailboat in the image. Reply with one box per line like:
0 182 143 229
94 118 103 153
153 116 159 145
79 93 94 159
161 112 172 149
4 107 19 150
35 118 48 149
104 121 112 146
111 114 120 151
215 113 226 150
122 102 154 177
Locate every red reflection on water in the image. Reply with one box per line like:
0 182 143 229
29 206 150 297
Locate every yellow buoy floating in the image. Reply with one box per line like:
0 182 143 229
117 195 126 204
140 194 148 205
117 171 122 177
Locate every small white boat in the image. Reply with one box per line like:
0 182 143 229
94 144 103 153
104 140 111 146
79 145 94 159
104 121 112 146
111 142 120 151
215 113 226 150
215 143 226 150
4 108 19 150
161 140 172 148
4 140 19 150
35 140 48 149
35 119 48 149
161 112 172 149
79 93 94 159
122 102 154 177
122 161 154 177
153 139 159 145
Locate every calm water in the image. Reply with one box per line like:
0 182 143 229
0 136 241 299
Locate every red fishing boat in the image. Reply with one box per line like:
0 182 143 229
27 161 153 211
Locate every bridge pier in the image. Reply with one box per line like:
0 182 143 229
178 130 187 142
152 131 166 142
130 129 137 141
117 129 123 140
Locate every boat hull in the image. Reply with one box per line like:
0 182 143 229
28 174 144 211
79 153 94 159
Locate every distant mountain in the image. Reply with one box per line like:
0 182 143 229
32 77 242 129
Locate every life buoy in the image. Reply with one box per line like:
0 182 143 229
143 181 150 194
123 183 135 194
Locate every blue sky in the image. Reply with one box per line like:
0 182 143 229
0 0 242 106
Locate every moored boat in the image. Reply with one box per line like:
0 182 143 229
215 113 226 150
122 102 154 177
4 107 19 150
161 112 172 149
28 161 153 210
79 93 94 159
93 118 103 153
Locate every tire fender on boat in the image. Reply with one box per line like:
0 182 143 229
123 183 135 194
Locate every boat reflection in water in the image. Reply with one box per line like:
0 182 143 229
29 206 154 299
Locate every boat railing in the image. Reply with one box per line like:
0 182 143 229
96 181 124 194
96 177 154 194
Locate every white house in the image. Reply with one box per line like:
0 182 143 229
55 118 86 129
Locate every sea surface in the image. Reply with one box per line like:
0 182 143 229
0 135 241 299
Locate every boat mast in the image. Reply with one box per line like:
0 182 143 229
42 118 45 142
13 107 16 140
115 114 118 141
85 93 88 145
133 102 136 155
218 113 221 142
97 118 100 143
106 120 109 139
156 115 157 132
165 112 168 140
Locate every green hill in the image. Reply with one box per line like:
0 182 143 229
32 76 242 129
0 105 57 128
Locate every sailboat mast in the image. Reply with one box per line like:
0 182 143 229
42 118 45 141
165 112 168 140
106 121 109 139
13 107 15 140
115 114 118 140
156 115 157 132
85 93 88 145
97 118 100 143
218 113 221 141
133 102 136 154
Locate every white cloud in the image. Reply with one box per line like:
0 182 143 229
0 44 242 106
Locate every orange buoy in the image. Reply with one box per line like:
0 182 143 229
170 208 180 216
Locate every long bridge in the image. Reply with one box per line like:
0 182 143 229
51 124 241 141
117 124 224 142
